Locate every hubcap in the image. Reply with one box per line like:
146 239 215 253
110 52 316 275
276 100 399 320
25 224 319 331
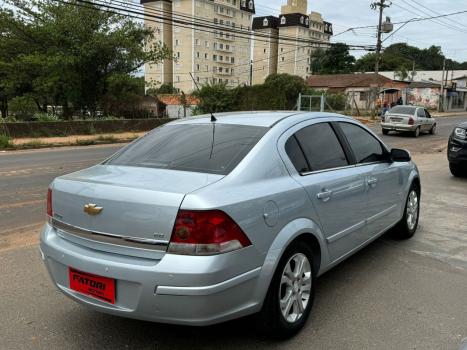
279 253 312 323
406 190 419 231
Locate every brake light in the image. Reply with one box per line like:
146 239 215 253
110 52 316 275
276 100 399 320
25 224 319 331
408 117 415 125
47 188 53 219
168 210 251 255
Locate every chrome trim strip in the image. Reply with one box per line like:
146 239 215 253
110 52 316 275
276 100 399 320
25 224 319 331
300 164 356 176
366 204 398 224
326 220 366 244
156 267 262 296
51 218 168 252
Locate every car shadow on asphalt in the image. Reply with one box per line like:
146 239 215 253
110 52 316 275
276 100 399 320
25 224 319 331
59 234 408 348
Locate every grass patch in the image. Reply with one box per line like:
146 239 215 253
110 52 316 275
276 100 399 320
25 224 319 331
19 139 44 149
75 138 96 146
0 134 12 149
96 135 117 143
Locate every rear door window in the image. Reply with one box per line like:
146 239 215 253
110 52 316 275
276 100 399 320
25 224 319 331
294 123 349 171
285 136 310 173
338 122 385 164
417 108 426 118
106 124 268 175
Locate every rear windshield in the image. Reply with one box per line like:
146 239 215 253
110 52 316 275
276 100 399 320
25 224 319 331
105 123 268 175
388 106 416 115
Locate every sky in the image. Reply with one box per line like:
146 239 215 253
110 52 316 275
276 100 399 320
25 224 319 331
253 0 467 62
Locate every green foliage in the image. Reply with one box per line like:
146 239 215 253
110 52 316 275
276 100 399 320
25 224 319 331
192 83 236 114
34 113 59 122
193 74 307 113
148 83 178 95
311 44 356 74
0 0 171 119
0 134 11 149
8 96 38 120
325 93 347 111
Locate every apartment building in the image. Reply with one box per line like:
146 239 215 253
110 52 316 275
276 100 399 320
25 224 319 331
142 0 255 92
252 0 332 85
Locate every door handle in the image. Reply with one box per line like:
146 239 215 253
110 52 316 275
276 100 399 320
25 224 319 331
367 177 378 187
317 190 332 201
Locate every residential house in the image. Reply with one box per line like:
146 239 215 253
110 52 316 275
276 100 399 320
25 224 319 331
157 94 199 118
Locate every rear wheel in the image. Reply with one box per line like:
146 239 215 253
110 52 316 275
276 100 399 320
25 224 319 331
257 241 316 339
413 127 420 138
382 129 389 135
450 162 465 177
393 183 420 239
429 124 437 135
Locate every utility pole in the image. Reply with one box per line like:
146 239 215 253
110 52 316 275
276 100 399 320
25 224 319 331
440 58 446 112
371 0 391 117
249 60 253 86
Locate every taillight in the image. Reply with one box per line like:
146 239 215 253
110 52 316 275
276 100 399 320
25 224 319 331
168 210 251 255
408 117 415 125
47 188 53 218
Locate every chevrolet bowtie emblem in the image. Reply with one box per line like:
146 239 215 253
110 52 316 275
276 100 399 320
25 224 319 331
84 203 103 216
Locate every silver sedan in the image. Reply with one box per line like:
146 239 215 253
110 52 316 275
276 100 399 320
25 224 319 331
381 105 437 137
40 112 420 338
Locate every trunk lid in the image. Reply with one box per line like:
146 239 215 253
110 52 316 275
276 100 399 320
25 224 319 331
385 113 412 124
51 165 222 258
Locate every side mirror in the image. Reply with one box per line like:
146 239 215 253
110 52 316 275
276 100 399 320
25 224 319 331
390 148 411 162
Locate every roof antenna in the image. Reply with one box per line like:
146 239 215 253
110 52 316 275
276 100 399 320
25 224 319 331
189 72 217 122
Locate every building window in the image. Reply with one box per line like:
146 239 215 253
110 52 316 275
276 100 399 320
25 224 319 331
305 18 309 26
205 40 209 48
281 57 284 62
219 67 223 73
213 54 217 61
263 48 266 53
248 0 253 9
300 16 304 24
241 0 246 7
213 78 217 83
231 57 235 63
175 39 180 46
177 76 180 82
177 52 180 58
280 48 283 52
280 16 286 25
360 92 368 101
214 42 218 49
197 76 200 82
195 39 200 46
213 67 218 73
205 53 208 59
196 64 200 71
219 55 223 61
219 43 224 49
196 52 200 58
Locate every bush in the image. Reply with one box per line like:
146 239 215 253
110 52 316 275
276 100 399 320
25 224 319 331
34 113 59 122
8 96 38 120
0 134 12 149
325 93 347 111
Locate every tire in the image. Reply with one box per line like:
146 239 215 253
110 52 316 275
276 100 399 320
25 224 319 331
449 162 465 177
382 129 389 135
256 241 316 339
429 124 437 135
413 127 420 138
393 182 420 239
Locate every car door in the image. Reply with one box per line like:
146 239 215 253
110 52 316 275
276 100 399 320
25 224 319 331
337 122 404 236
417 108 429 131
282 121 369 262
424 109 434 129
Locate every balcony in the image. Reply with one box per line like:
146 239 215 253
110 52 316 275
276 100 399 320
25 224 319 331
214 47 234 53
215 32 235 41
217 59 234 65
216 70 233 76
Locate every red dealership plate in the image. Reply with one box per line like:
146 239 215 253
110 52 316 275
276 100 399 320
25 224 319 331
69 268 115 304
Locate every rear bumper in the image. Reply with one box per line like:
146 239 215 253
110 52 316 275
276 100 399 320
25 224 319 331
381 122 417 132
40 223 263 326
448 137 467 164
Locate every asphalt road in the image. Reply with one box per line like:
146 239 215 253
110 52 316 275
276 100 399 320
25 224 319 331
1 115 467 349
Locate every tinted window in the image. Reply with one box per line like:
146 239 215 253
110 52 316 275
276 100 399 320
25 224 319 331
389 106 416 115
339 122 385 164
106 124 267 175
425 109 432 118
295 123 348 171
417 108 426 118
285 136 309 173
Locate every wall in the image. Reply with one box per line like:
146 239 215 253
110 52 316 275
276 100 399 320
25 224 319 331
407 88 440 109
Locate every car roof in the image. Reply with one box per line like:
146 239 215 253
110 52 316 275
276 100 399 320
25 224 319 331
170 111 353 128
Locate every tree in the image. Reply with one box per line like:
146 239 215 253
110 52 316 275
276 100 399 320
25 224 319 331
192 83 236 114
264 74 307 109
0 0 171 118
310 43 355 74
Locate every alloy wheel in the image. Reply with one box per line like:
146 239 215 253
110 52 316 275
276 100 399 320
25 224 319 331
279 253 312 323
406 190 419 231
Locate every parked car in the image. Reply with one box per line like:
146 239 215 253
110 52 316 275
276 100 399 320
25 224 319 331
40 112 421 338
448 122 467 177
381 105 436 137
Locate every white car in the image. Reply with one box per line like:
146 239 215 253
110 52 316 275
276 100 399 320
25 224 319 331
381 106 437 137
